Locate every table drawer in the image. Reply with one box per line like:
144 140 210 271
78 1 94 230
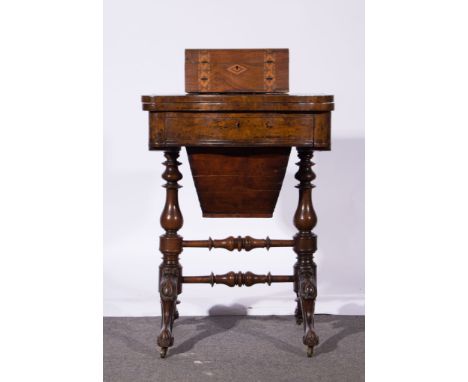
150 112 323 147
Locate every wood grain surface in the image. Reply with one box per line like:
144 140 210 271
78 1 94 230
185 49 288 93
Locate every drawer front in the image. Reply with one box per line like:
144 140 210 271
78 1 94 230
150 113 316 147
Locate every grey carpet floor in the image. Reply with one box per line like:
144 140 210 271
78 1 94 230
104 315 364 382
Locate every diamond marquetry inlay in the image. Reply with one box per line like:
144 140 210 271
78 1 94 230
227 64 247 75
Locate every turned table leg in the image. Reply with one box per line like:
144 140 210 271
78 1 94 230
158 148 183 358
293 147 319 357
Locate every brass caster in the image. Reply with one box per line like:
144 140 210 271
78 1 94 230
307 346 314 358
160 347 168 358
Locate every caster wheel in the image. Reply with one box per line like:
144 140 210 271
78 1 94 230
307 346 314 358
160 347 168 358
296 318 303 325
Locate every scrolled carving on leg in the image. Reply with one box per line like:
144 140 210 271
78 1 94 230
160 269 179 301
298 270 319 350
157 270 178 350
299 270 317 300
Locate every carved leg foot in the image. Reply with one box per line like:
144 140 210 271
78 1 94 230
299 271 319 357
157 272 178 358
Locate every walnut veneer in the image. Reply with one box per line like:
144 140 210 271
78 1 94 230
142 92 333 358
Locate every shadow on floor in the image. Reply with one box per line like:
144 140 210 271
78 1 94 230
173 303 364 357
171 304 248 355
103 304 249 357
314 308 365 356
103 304 364 359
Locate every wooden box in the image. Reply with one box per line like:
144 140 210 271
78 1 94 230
185 49 289 93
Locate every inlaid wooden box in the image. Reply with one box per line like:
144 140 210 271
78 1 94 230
185 49 289 93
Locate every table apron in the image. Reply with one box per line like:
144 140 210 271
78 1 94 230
149 112 331 149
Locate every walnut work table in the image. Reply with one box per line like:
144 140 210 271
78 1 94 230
142 93 334 358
